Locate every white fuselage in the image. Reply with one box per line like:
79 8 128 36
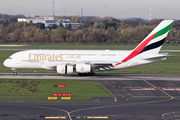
3 49 153 73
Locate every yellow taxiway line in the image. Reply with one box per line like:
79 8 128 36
45 116 66 119
87 116 108 119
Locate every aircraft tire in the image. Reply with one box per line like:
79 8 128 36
78 72 96 76
13 72 17 75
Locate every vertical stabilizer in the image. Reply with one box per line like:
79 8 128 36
114 20 174 66
122 20 174 62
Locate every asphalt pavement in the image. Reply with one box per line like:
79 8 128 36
0 75 180 120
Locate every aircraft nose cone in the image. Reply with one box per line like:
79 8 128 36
3 59 9 67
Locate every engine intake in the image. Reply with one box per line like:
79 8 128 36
76 64 91 73
57 65 73 74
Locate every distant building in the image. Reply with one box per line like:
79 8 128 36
18 17 83 29
18 18 28 22
59 19 83 29
62 23 83 29
38 16 54 20
59 19 70 23
44 20 58 27
18 17 58 27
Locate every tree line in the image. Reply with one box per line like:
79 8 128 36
0 14 180 44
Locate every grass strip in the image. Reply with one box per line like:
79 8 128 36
0 79 113 101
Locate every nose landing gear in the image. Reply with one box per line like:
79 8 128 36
11 68 17 75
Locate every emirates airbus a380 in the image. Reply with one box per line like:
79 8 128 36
3 20 174 76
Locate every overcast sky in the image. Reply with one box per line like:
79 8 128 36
0 0 179 20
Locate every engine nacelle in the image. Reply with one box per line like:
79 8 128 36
57 65 73 74
76 64 91 73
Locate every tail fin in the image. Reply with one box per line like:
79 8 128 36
122 20 174 62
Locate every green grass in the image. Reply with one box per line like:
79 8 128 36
162 45 180 50
0 44 179 50
0 79 112 101
0 79 112 97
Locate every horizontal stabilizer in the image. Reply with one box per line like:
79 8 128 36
143 54 174 61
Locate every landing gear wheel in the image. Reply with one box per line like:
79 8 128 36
88 72 96 76
78 72 96 76
78 73 82 76
13 72 17 75
92 73 96 76
11 68 17 75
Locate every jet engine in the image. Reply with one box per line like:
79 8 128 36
76 64 91 73
57 65 73 74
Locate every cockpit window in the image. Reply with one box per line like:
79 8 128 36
8 57 12 59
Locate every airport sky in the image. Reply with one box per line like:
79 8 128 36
0 0 179 20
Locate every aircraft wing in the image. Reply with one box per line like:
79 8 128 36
86 61 118 71
42 61 118 71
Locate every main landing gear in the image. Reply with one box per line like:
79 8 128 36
11 68 17 75
78 72 96 76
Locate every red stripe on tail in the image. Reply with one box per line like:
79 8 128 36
114 32 157 66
